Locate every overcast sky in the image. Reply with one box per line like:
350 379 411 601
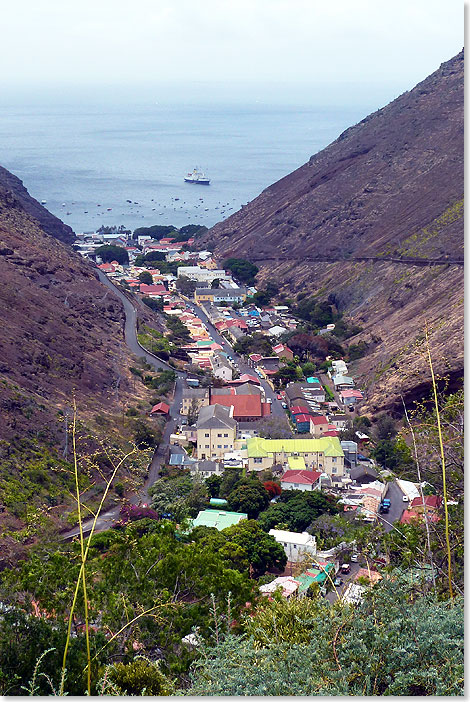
1 0 463 102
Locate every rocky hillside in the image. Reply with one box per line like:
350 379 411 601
202 51 464 412
0 185 157 446
0 166 74 245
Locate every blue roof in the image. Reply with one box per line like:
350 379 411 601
169 454 197 466
307 377 321 384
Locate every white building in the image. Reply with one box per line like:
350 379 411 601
268 529 317 563
177 266 229 283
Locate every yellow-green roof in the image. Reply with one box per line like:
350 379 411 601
247 436 344 458
288 455 307 471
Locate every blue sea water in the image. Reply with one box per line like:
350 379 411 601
0 99 374 234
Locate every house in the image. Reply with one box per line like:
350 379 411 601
196 404 237 460
268 325 288 337
400 494 442 524
209 392 271 421
290 405 311 417
329 414 349 430
272 343 294 361
191 509 247 530
294 414 313 434
350 465 378 484
210 353 233 381
259 576 300 599
341 440 358 468
333 374 355 390
309 416 329 437
268 529 317 563
340 389 364 405
190 459 224 479
181 387 209 416
281 469 322 492
228 325 245 344
295 563 336 595
150 402 170 416
246 436 345 479
211 383 262 397
227 374 261 386
194 288 247 304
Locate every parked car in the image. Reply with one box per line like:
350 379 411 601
334 577 343 587
267 398 272 404
281 402 287 409
403 495 409 502
277 394 283 400
341 563 351 574
350 553 359 563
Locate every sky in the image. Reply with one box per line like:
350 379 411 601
1 0 463 104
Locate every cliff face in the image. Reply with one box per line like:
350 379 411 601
202 51 464 412
0 166 74 245
0 185 144 444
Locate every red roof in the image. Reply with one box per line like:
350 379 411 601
281 470 322 485
340 389 364 399
227 374 261 385
249 353 263 362
210 394 266 418
140 283 167 294
290 406 310 415
323 430 339 437
294 414 313 423
310 416 329 425
150 402 170 415
410 495 442 509
401 509 440 524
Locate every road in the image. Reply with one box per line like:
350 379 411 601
380 479 406 532
185 300 289 421
325 561 361 603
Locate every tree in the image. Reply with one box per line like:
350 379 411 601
132 419 159 449
187 398 200 427
258 490 339 533
373 414 397 441
175 276 197 296
142 295 164 312
219 467 242 498
95 244 129 265
221 520 287 576
226 478 270 519
257 416 293 439
139 271 154 284
206 474 222 498
211 278 220 288
263 481 281 498
222 258 259 285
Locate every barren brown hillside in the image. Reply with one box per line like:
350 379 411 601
200 50 464 412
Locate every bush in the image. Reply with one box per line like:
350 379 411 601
106 658 174 695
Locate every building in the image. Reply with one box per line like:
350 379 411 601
340 389 364 406
272 343 294 361
150 402 170 416
196 404 237 460
246 436 345 479
329 414 349 430
281 469 322 492
177 266 229 283
210 353 233 381
191 509 247 530
333 374 355 390
181 387 209 416
259 576 300 599
309 416 330 437
209 392 271 421
294 414 313 434
341 440 358 468
194 288 247 304
268 529 317 563
189 460 224 479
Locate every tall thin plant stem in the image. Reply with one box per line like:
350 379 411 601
425 322 453 600
61 434 138 692
401 395 437 594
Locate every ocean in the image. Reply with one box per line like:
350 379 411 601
0 98 375 235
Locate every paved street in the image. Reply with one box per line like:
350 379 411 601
379 479 406 532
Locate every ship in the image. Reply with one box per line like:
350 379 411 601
184 167 210 185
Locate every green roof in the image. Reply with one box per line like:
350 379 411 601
191 509 247 531
288 456 307 471
296 563 335 593
247 436 344 458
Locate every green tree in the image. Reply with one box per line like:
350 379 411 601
226 478 270 519
258 490 339 533
219 467 242 498
95 244 129 265
139 271 154 284
175 276 197 296
221 520 287 576
206 474 222 498
211 278 220 288
222 258 259 285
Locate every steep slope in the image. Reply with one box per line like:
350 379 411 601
202 51 464 412
0 166 74 245
0 185 157 445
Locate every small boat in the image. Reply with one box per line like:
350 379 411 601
184 167 210 185
41 199 47 204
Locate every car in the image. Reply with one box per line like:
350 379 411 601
281 402 287 408
334 577 343 587
403 495 409 502
277 394 283 400
350 553 359 562
267 398 272 403
348 407 355 412
340 563 351 574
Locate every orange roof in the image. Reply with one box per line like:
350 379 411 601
210 394 266 418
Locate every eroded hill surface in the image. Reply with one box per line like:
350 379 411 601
201 51 464 411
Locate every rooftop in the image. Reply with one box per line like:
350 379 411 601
191 509 247 530
247 436 344 458
282 469 322 485
197 404 237 430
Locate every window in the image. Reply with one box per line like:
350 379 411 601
332 467 337 473
217 444 222 448
254 457 263 464
205 445 210 449
224 445 228 448
224 433 228 437
294 483 299 488
205 433 209 438
332 457 337 463
217 433 222 437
